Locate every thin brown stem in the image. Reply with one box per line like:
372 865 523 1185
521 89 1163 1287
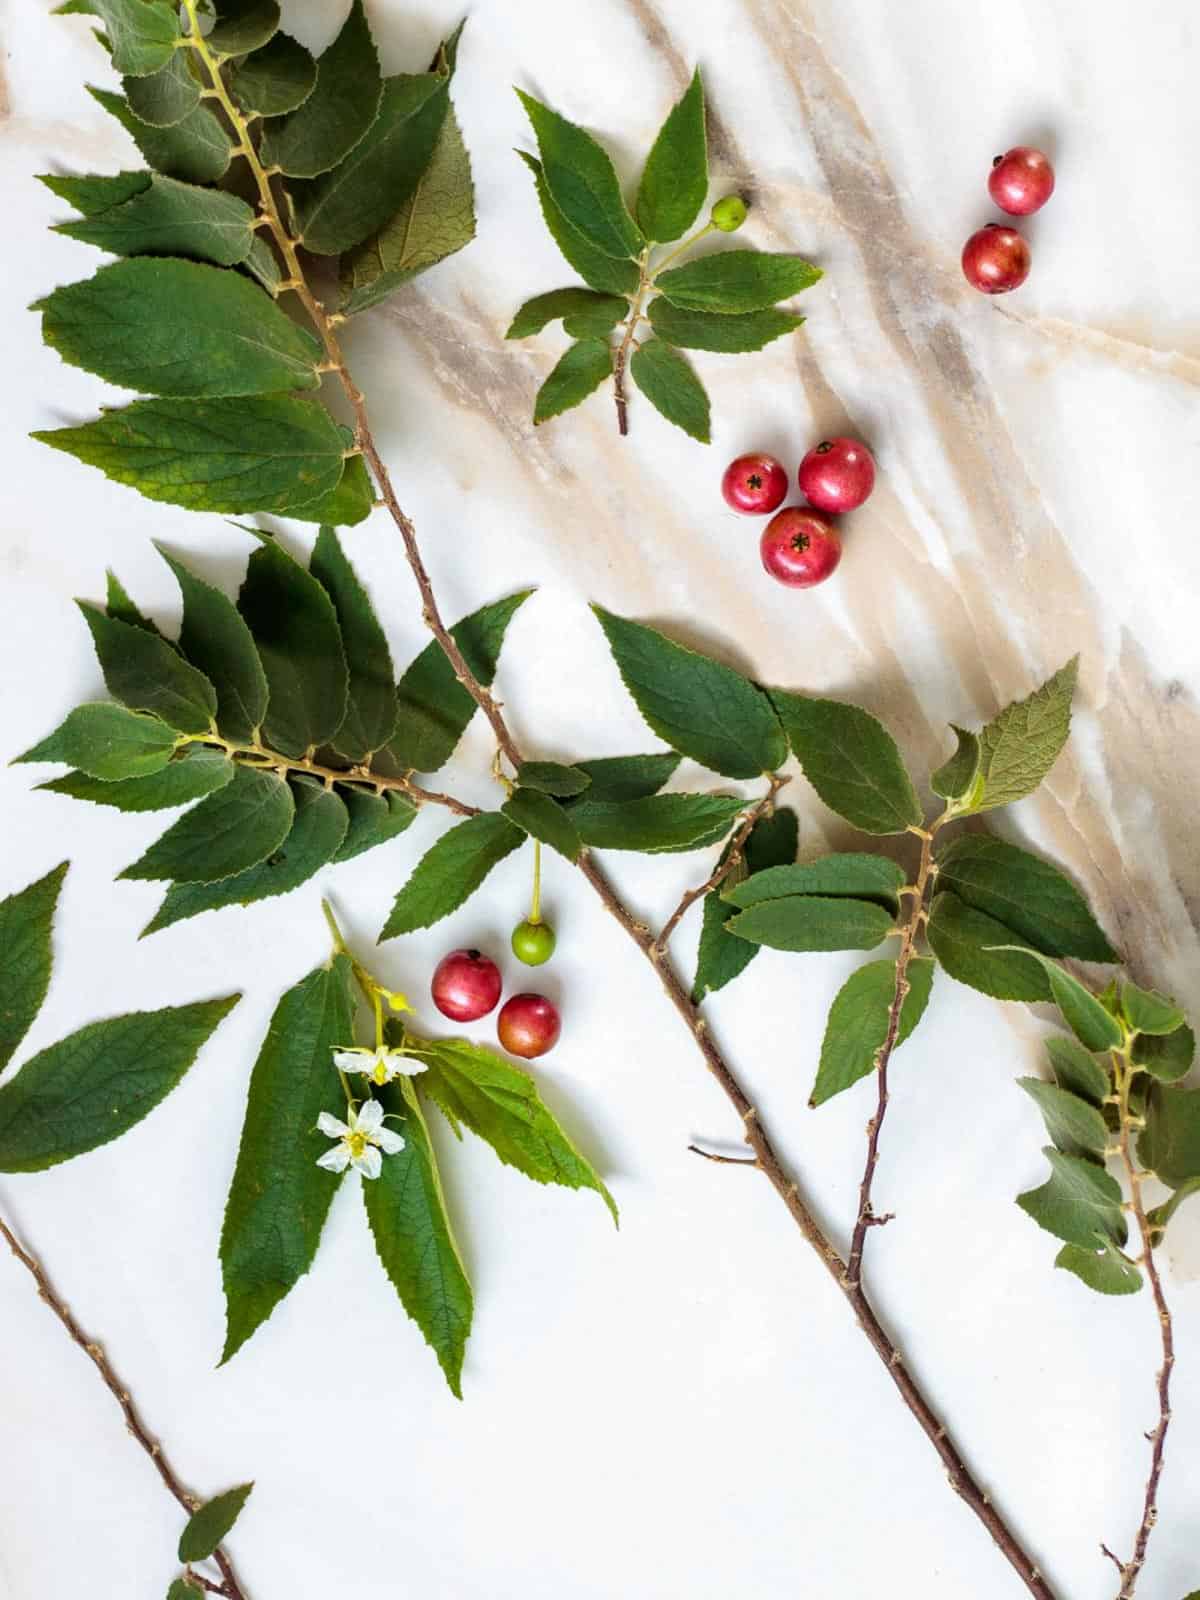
688 1143 758 1166
612 254 650 435
0 1210 249 1600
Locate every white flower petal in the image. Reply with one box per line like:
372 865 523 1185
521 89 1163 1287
356 1145 383 1180
375 1127 406 1155
402 1057 429 1076
333 1050 368 1072
316 1111 349 1138
316 1144 351 1173
355 1099 385 1135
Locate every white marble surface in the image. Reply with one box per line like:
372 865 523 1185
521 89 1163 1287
1 0 1199 1596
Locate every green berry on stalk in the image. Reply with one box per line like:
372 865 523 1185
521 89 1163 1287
710 195 748 233
512 918 556 966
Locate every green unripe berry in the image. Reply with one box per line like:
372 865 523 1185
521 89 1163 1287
512 918 556 966
710 195 748 233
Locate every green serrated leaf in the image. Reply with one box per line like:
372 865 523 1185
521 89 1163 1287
1133 1023 1195 1084
1139 1082 1200 1189
636 68 707 244
811 956 934 1107
507 288 628 340
516 152 640 296
258 0 381 178
38 746 235 813
514 761 591 797
331 787 416 864
1121 980 1186 1037
565 752 679 803
692 806 799 1002
37 258 322 397
237 536 349 758
0 863 67 1075
1018 1077 1109 1158
1018 1147 1126 1247
17 703 179 780
657 250 821 314
647 299 803 353
935 834 1117 963
594 607 785 779
1055 1240 1142 1296
91 0 178 76
1045 1034 1110 1106
286 454 374 528
569 792 742 853
39 169 151 217
516 90 643 260
157 549 268 745
104 570 162 636
178 1483 253 1563
124 47 200 127
724 852 906 912
309 528 396 761
992 951 1122 1052
1147 1180 1200 1244
925 892 1050 1001
88 86 233 185
769 691 922 834
501 788 581 862
35 395 350 516
629 338 710 442
220 955 354 1360
206 0 279 57
77 601 217 734
119 762 293 884
972 658 1078 812
55 174 256 266
229 30 315 115
726 894 895 953
0 995 238 1172
930 725 981 803
533 338 613 424
381 813 524 939
168 1580 203 1599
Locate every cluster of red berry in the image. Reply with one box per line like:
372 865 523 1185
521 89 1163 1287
431 948 561 1059
961 144 1055 295
721 437 876 590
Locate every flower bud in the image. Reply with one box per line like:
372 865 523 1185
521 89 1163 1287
710 195 748 233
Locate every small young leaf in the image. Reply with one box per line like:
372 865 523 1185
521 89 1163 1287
0 863 67 1074
993 952 1122 1052
39 747 235 813
80 603 217 734
647 299 803 353
1138 1082 1200 1189
1055 1240 1142 1296
724 853 906 912
811 956 934 1106
930 725 981 803
205 0 279 58
119 763 294 884
727 894 894 953
501 788 581 862
1017 1148 1126 1248
177 1483 254 1564
39 169 152 217
310 528 397 761
37 258 322 397
158 549 268 745
381 813 524 939
229 31 316 115
656 250 822 314
1121 980 1186 1037
1133 1024 1194 1084
769 691 922 834
691 808 797 1002
636 68 707 244
168 1580 203 1599
515 761 591 797
1018 1077 1109 1158
331 788 416 864
35 395 351 516
124 48 200 128
258 0 382 178
507 288 628 340
935 834 1117 963
629 339 710 443
594 607 786 779
515 152 639 296
17 703 179 780
54 174 256 266
516 90 643 260
973 658 1078 812
1146 1180 1200 1244
0 996 239 1172
569 793 742 853
220 956 354 1361
91 0 179 76
1045 1035 1110 1106
533 339 613 424
925 892 1050 1001
237 536 349 758
566 752 679 803
88 86 233 186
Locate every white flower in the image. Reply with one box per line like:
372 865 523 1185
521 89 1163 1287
315 1100 405 1179
332 1045 426 1086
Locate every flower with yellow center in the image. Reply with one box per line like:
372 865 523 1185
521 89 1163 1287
332 1045 426 1086
315 1100 404 1179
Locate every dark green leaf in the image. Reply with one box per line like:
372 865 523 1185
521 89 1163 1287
88 87 233 185
501 788 581 862
1121 980 1186 1037
142 779 348 934
229 31 316 115
930 725 981 803
220 956 354 1360
381 813 524 939
935 834 1117 962
177 1483 253 1563
647 298 803 353
925 891 1050 1001
516 90 642 260
1056 1240 1141 1296
286 454 374 528
507 288 628 340
331 787 416 863
1133 1024 1194 1084
1045 1034 1109 1106
168 1581 203 1599
0 996 238 1172
362 1077 472 1396
0 863 67 1075
309 527 396 761
516 152 639 295
78 602 217 734
1018 1148 1126 1247
1018 1077 1109 1158
206 0 279 57
104 570 161 635
724 852 906 912
692 807 798 1002
35 396 351 516
594 607 785 779
533 339 613 424
237 536 349 757
811 956 934 1106
636 68 707 244
258 0 382 178
515 761 591 797
158 549 268 745
630 339 710 442
993 952 1122 1052
726 894 894 953
91 0 178 76
38 747 235 812
569 792 742 853
39 169 151 216
55 174 256 265
388 592 532 773
119 762 294 883
657 250 821 313
973 658 1078 813
124 48 200 127
17 703 179 780
769 691 922 834
1139 1082 1200 1189
566 752 679 803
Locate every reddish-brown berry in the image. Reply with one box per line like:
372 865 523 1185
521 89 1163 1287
497 993 561 1058
798 437 876 513
721 452 789 515
760 507 842 589
961 224 1031 294
988 146 1055 216
431 949 502 1022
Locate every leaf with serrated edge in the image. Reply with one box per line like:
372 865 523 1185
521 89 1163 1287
811 956 933 1106
692 807 798 1002
38 747 235 813
566 752 679 803
91 0 178 76
259 0 382 179
728 895 895 953
88 87 233 185
1018 1147 1126 1248
507 288 628 340
124 48 200 128
569 793 742 853
1045 1035 1109 1106
930 725 980 802
39 170 151 217
0 864 67 1074
925 892 1049 1001
332 788 416 864
1055 1240 1141 1296
17 703 179 780
1121 980 1186 1037
119 763 293 884
657 250 821 313
516 90 642 260
725 853 906 911
1018 1077 1109 1158
309 527 396 761
220 956 354 1360
647 298 803 352
630 339 710 442
770 691 922 834
501 788 581 862
1138 1082 1200 1189
205 0 279 58
381 814 524 939
991 950 1121 1052
80 602 217 734
105 570 161 635
516 152 639 296
158 548 268 745
637 69 707 243
973 658 1078 812
533 339 613 424
178 1484 254 1564
515 761 591 797
935 834 1117 962
230 31 316 116
0 996 238 1172
286 454 374 528
55 175 256 266
1133 1024 1194 1084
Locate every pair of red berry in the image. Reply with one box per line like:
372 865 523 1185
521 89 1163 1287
962 145 1055 295
722 437 876 589
431 948 561 1058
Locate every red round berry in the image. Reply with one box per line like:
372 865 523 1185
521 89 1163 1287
497 993 561 1058
797 437 875 513
961 224 1031 294
721 452 789 515
431 948 502 1022
760 507 842 589
988 146 1055 216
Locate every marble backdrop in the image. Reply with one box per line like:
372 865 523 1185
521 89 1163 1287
0 1 1198 1597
